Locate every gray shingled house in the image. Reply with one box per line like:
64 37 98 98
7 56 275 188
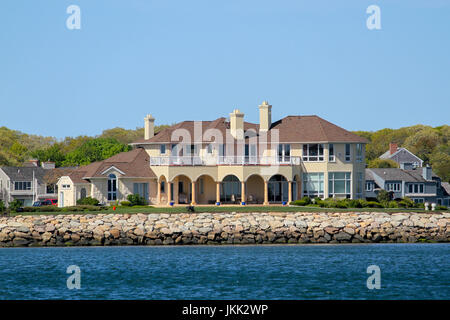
0 161 74 207
365 165 449 206
379 143 424 168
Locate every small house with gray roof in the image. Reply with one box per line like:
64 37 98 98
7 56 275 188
379 143 423 168
365 166 449 206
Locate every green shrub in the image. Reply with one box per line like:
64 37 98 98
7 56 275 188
398 197 415 208
121 201 131 206
346 199 362 208
358 199 369 208
9 200 22 212
127 194 147 206
77 197 100 206
290 199 308 206
436 205 448 211
377 190 391 202
0 200 6 213
388 201 399 208
366 201 383 208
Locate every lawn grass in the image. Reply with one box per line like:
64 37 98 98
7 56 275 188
8 205 449 216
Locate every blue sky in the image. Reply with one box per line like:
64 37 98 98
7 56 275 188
0 0 449 139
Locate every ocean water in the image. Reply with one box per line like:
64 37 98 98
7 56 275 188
0 244 448 300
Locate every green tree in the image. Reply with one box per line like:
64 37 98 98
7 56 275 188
63 138 130 166
31 144 66 167
429 151 450 182
368 159 399 168
403 127 440 163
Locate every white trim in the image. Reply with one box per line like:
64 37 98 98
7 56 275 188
100 166 126 176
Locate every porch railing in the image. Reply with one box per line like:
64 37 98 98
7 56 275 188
149 156 301 166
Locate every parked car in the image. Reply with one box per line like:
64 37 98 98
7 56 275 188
33 200 50 207
32 201 44 207
44 199 58 206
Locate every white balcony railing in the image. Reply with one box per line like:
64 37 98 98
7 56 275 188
149 156 301 166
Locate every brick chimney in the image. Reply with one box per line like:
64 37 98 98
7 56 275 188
25 159 39 167
389 143 398 155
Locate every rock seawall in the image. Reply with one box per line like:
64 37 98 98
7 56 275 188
0 212 449 247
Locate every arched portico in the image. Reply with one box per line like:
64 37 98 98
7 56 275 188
267 174 289 203
220 175 241 204
245 174 265 204
195 174 216 204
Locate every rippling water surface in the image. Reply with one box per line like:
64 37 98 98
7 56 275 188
0 244 448 300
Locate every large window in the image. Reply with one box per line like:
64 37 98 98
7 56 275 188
386 183 401 192
408 183 424 194
328 144 335 162
107 174 117 201
133 183 149 201
303 144 324 162
329 172 351 198
345 144 351 162
14 181 31 191
302 173 324 198
356 144 363 162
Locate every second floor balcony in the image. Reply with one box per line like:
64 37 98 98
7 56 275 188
149 155 302 166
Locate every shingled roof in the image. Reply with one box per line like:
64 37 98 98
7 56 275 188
67 148 155 183
131 115 367 145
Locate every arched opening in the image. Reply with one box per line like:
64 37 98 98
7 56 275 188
195 174 216 204
80 188 87 200
158 176 168 204
173 174 192 204
268 174 288 203
245 174 264 204
107 174 117 201
221 175 241 204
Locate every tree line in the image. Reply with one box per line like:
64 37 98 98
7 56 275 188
0 124 448 181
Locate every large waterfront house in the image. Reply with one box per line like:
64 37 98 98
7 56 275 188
57 102 368 206
365 165 450 206
0 161 73 206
